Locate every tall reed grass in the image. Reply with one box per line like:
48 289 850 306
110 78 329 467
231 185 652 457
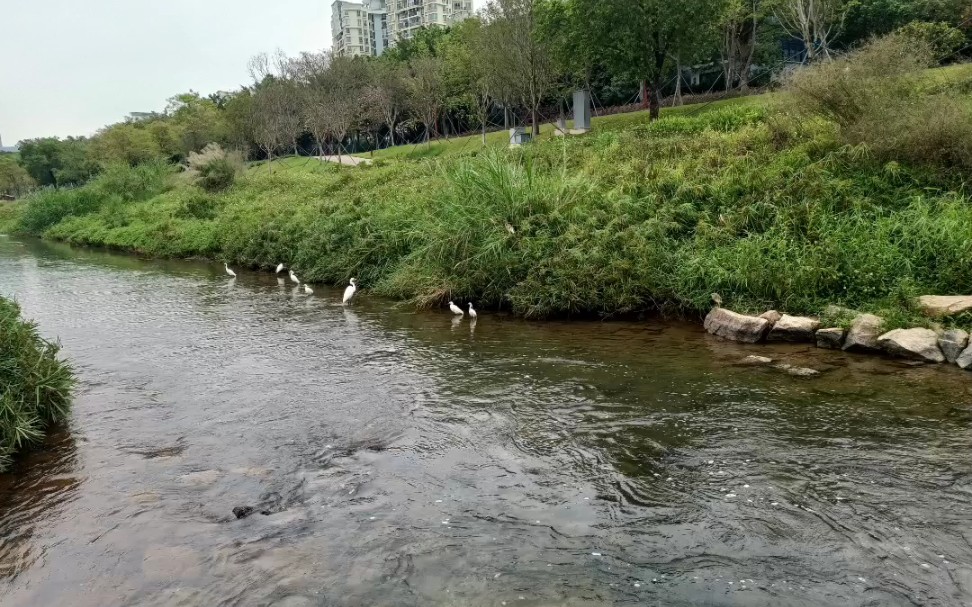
0 297 74 471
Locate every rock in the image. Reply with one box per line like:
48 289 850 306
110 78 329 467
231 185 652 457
759 310 782 325
956 344 972 370
939 329 969 364
816 327 846 349
740 355 773 365
774 363 821 377
704 308 771 343
179 470 222 487
918 295 972 317
877 328 945 363
233 506 255 519
843 314 884 353
767 315 821 342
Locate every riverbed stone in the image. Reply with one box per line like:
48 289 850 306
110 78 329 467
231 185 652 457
815 327 846 349
767 315 821 342
843 314 884 353
759 310 782 325
918 295 972 317
740 355 773 365
877 328 945 363
704 308 771 343
773 363 821 377
956 344 972 369
939 329 969 364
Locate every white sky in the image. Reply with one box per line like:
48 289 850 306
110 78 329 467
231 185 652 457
0 0 487 145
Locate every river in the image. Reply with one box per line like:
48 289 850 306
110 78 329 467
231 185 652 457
1 235 971 607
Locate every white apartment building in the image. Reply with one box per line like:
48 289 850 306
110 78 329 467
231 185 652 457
331 0 389 57
331 0 473 57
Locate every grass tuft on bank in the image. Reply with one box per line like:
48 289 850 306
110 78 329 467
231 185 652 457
0 297 74 472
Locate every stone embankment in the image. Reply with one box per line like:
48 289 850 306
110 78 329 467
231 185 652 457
704 296 972 370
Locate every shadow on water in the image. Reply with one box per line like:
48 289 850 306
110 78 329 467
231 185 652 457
1 235 972 606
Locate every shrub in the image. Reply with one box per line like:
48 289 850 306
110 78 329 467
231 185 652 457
0 297 74 471
897 21 966 62
786 33 972 172
186 143 243 192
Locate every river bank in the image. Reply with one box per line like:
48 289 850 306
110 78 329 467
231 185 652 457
2 236 972 606
5 101 972 327
0 294 74 472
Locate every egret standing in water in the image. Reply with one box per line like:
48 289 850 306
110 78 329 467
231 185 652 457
289 270 300 285
275 263 285 274
224 263 237 278
303 283 314 294
449 301 464 316
468 302 477 319
343 278 357 304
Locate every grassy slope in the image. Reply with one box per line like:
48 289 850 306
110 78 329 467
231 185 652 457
8 64 972 326
0 297 74 471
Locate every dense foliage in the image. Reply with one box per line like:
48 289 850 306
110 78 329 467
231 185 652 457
0 297 74 472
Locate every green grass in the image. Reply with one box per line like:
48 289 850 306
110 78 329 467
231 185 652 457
0 297 74 472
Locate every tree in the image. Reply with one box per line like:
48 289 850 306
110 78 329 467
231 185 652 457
89 123 162 167
165 91 230 158
0 155 35 198
721 0 773 91
17 137 98 187
365 60 410 147
569 0 719 121
483 0 558 136
250 80 289 173
407 56 448 143
776 0 850 61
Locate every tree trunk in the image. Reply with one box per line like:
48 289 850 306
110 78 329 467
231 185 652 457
641 80 649 109
482 120 487 145
388 121 396 147
531 108 540 137
503 106 509 130
674 56 683 107
648 83 661 121
267 149 272 175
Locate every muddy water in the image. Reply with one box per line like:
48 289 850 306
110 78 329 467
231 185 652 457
1 236 971 607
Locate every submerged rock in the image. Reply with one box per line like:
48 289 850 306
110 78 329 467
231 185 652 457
759 310 782 325
877 328 945 363
939 329 969 364
773 363 821 377
767 315 821 342
704 308 771 343
740 355 773 365
918 295 972 317
233 506 255 519
816 327 846 349
843 314 884 353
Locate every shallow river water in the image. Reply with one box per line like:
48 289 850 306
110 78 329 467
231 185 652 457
1 236 972 607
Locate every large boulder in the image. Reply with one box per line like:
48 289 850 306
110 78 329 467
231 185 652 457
876 328 945 363
918 295 972 317
759 310 782 325
939 329 969 364
956 344 972 370
767 315 821 342
816 327 846 349
843 314 884 353
704 308 771 343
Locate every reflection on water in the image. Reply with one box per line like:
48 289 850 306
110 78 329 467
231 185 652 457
1 235 972 606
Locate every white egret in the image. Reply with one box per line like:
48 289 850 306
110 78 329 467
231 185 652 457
468 302 477 318
275 263 285 274
289 270 300 285
343 278 357 304
224 263 237 278
449 301 464 316
303 283 314 294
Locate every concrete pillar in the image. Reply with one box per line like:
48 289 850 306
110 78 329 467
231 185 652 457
573 90 591 132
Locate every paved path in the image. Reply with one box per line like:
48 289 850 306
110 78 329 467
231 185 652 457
318 155 372 166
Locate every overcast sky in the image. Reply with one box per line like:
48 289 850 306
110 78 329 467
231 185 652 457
0 0 486 146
